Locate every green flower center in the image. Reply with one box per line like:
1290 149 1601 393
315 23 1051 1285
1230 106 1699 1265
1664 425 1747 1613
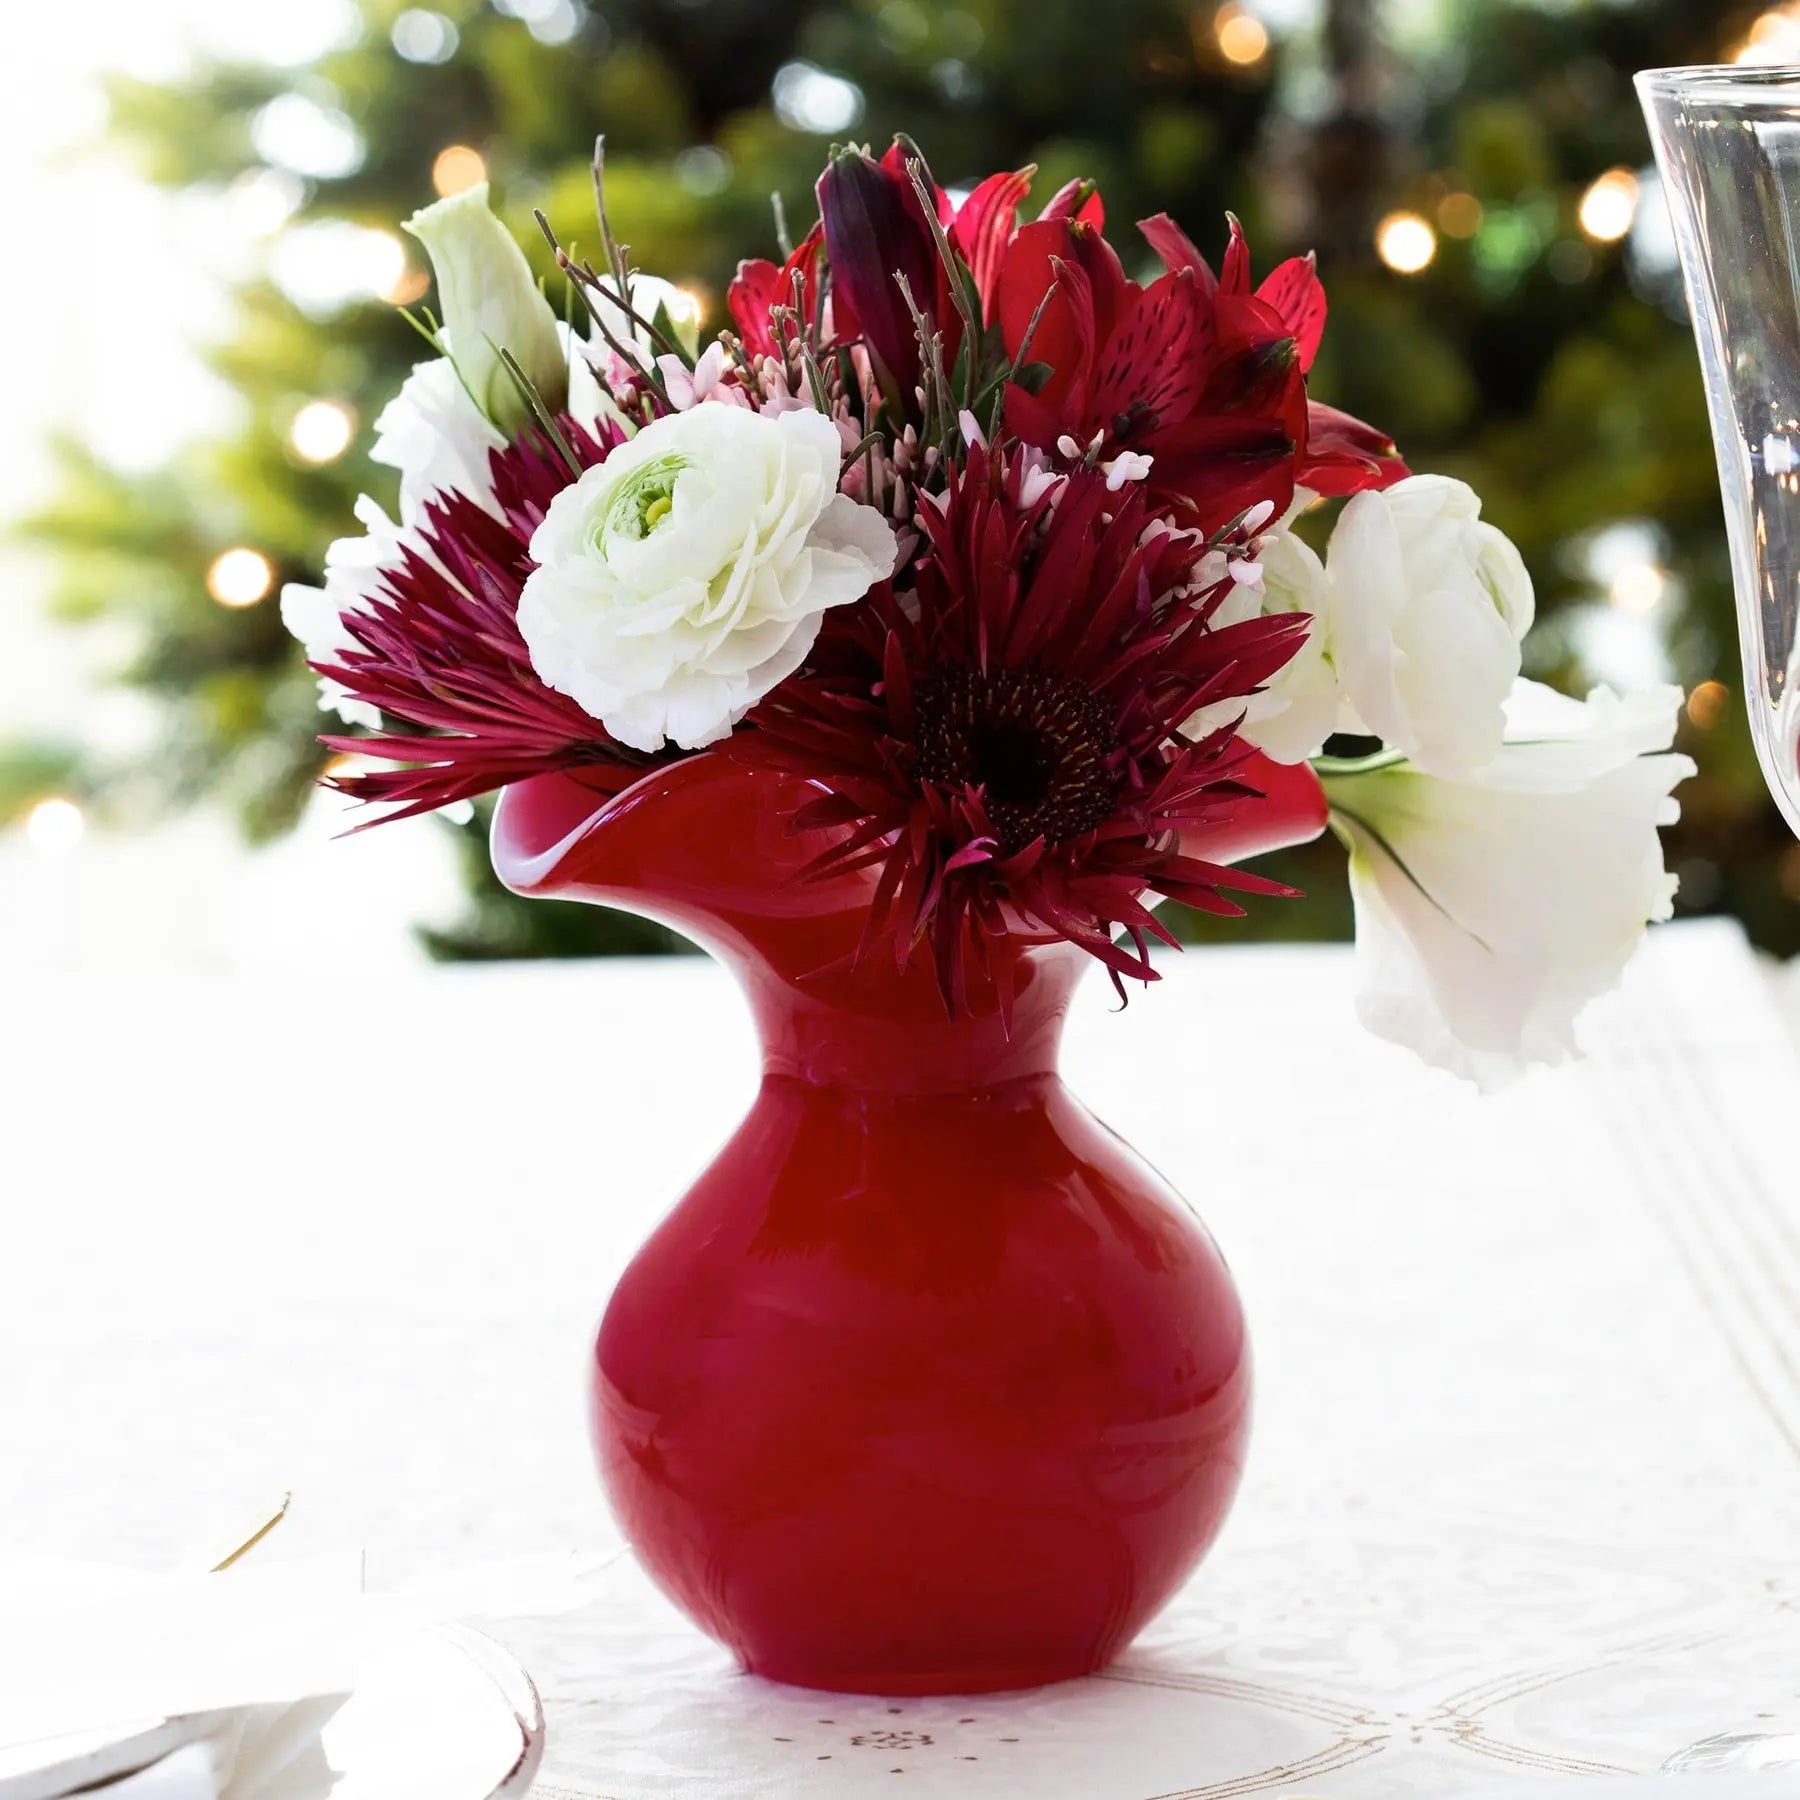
604 454 686 540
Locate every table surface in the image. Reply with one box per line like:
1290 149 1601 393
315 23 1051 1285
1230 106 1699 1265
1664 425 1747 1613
6 921 1799 1799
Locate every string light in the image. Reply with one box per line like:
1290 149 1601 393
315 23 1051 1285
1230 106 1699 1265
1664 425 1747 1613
25 797 85 857
1608 560 1667 614
289 399 357 464
1686 680 1730 729
207 548 275 608
1578 168 1639 244
1376 211 1437 275
1213 4 1270 67
431 144 487 197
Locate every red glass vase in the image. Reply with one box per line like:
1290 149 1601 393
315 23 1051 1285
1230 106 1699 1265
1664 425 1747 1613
491 751 1325 1695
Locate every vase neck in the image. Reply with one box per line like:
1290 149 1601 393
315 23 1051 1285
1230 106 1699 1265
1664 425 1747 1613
741 939 1084 1094
492 759 1088 1094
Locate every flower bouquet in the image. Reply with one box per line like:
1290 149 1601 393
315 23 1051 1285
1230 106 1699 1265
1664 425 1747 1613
284 138 1692 1694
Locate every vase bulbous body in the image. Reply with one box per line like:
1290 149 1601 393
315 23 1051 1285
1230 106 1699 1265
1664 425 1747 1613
491 753 1323 1694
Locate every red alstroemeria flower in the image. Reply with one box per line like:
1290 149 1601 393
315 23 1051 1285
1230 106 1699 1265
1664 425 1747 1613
726 223 831 362
996 208 1407 531
1139 212 1409 498
735 442 1310 1006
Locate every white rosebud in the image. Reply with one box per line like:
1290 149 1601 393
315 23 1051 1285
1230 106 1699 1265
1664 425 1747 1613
1321 680 1694 1088
280 495 412 728
517 405 897 753
1326 474 1534 777
404 181 566 437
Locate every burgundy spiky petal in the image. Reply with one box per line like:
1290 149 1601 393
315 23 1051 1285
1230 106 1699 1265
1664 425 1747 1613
733 442 1311 1003
313 420 670 825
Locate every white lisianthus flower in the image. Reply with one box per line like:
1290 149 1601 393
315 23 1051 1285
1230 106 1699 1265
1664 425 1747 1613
590 273 703 367
371 350 508 524
279 495 412 728
373 323 606 525
1326 475 1534 777
1320 680 1695 1088
403 181 566 436
517 405 897 753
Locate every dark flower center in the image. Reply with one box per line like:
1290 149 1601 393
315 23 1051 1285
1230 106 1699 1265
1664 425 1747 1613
913 663 1120 853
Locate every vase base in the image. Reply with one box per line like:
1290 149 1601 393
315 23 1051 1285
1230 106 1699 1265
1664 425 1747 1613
742 1656 1103 1697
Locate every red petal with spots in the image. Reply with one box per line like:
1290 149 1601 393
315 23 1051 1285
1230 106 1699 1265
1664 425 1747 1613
950 166 1034 313
1145 414 1297 534
1085 268 1206 442
1255 253 1326 371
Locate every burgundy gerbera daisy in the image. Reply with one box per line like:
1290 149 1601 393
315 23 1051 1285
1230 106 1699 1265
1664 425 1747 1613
314 421 665 824
734 442 1311 1006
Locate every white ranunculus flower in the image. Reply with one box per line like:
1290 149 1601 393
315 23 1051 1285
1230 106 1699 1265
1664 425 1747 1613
1327 474 1534 777
403 181 567 437
517 404 897 753
1320 680 1694 1089
280 495 411 728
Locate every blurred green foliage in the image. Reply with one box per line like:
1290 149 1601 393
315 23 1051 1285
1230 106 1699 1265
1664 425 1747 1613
13 0 1795 954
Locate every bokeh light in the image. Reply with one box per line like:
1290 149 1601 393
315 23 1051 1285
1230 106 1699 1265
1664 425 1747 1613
391 9 460 62
1687 680 1731 730
1376 211 1437 274
270 223 411 314
1608 559 1667 615
1438 191 1484 238
251 94 364 180
1735 6 1800 64
431 144 487 196
207 548 275 609
25 797 85 857
289 399 357 464
773 61 864 134
1578 168 1639 244
1214 4 1270 67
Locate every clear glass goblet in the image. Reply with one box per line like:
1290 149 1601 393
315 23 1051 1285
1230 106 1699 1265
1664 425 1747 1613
1641 61 1800 841
1639 61 1800 1777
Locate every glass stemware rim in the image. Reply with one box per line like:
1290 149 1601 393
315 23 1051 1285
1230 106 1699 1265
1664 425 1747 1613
1637 63 1800 104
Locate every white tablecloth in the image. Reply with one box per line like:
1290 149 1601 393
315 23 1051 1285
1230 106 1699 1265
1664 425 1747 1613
5 921 1799 1797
